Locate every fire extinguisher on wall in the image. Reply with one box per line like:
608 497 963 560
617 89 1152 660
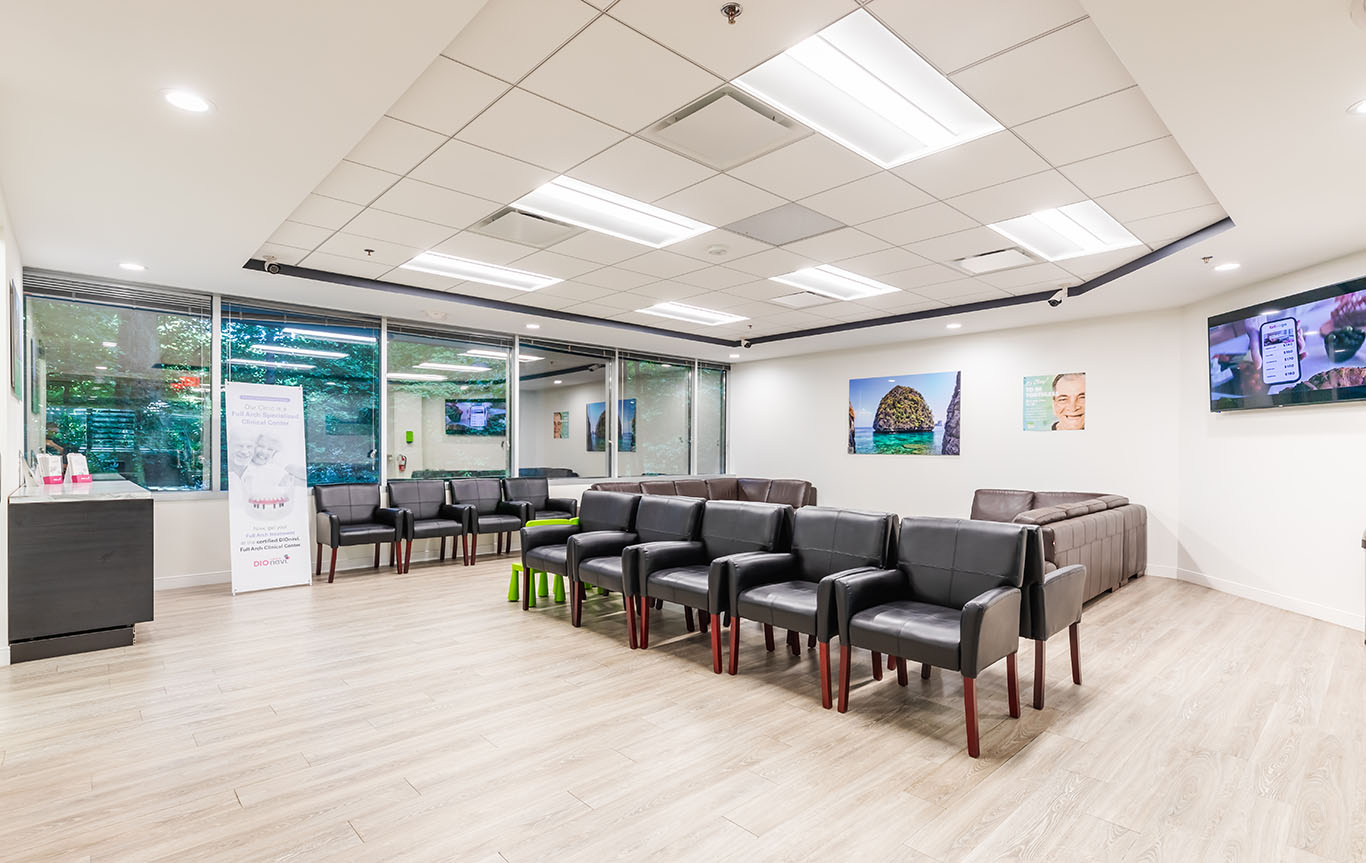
398 454 408 473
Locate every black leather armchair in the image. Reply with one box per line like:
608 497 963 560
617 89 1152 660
635 500 792 673
502 476 578 521
832 517 1028 758
726 506 897 708
387 479 471 572
449 478 524 564
313 484 410 583
1021 527 1086 709
519 490 639 616
570 495 704 645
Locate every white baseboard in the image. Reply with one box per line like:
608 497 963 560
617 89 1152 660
1174 567 1364 632
0 645 9 667
156 570 231 590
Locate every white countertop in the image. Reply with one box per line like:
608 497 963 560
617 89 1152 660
10 478 152 504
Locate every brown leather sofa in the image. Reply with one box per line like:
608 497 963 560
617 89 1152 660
588 477 817 509
970 489 1146 601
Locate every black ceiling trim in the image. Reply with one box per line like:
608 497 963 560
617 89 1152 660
1070 216 1234 297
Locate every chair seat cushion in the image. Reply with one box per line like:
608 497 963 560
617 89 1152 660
337 523 400 546
412 518 463 539
534 509 574 521
849 600 961 670
645 565 709 606
736 581 818 633
525 544 568 576
475 514 523 533
578 556 624 592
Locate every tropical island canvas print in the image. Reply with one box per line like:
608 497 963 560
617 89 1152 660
848 371 961 455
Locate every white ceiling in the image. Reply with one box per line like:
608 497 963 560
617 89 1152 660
2 0 1364 366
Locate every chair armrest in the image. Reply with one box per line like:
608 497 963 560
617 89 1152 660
521 523 580 556
816 567 878 643
833 568 906 646
961 586 1022 678
374 507 410 538
567 531 639 579
1030 564 1086 641
547 496 579 517
705 552 787 615
727 552 799 613
315 511 340 548
439 503 474 532
499 499 532 523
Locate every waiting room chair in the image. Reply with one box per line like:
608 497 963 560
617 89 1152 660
387 478 471 572
313 484 409 583
502 477 578 521
520 490 640 614
1020 527 1086 709
449 478 524 564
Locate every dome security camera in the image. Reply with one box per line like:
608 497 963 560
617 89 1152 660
1048 289 1067 308
263 255 282 275
740 338 752 349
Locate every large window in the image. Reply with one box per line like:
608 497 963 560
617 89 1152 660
221 305 379 486
618 356 691 477
386 327 511 479
27 295 211 490
697 365 726 475
517 342 611 480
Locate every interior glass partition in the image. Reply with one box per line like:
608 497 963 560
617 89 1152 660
696 364 727 475
617 355 692 477
516 341 611 480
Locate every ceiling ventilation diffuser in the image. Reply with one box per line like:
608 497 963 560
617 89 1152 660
771 291 836 309
472 208 581 248
643 87 808 171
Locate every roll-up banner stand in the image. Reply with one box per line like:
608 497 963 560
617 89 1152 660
226 382 313 594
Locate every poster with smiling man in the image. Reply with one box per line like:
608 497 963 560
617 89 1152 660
1023 372 1086 431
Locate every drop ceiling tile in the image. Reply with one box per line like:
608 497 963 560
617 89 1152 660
799 173 933 225
654 174 785 227
1014 86 1170 166
909 279 1007 301
666 229 771 263
835 247 928 277
724 204 843 246
315 232 421 267
582 290 651 310
722 279 797 301
906 226 1020 263
950 19 1134 127
1124 204 1227 248
860 203 979 245
346 117 446 175
411 139 556 203
946 170 1086 224
726 247 818 278
629 281 707 301
268 221 331 250
511 250 601 279
975 261 1073 289
671 266 754 290
568 137 716 202
728 135 880 201
456 88 625 172
576 266 657 290
1096 175 1217 222
345 209 454 249
288 195 364 231
545 231 648 265
783 228 888 262
544 281 617 302
809 302 880 321
852 290 934 312
522 16 722 132
443 0 597 84
869 0 1085 74
387 58 508 137
432 231 541 265
255 243 308 266
892 132 1050 200
516 291 579 310
297 251 393 280
1056 245 1149 280
617 249 709 278
380 268 463 291
370 179 500 229
449 283 524 303
1058 137 1196 198
608 0 856 79
313 161 401 205
880 264 967 291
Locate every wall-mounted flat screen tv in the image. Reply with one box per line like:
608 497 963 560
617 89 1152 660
1208 275 1366 411
445 399 507 435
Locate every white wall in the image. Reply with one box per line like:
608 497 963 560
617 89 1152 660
519 380 611 479
0 178 23 665
387 390 507 477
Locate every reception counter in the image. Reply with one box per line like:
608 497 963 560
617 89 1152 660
8 478 154 661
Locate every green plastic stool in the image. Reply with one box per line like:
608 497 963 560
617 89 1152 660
509 518 577 607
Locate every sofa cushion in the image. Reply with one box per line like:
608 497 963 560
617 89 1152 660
412 518 463 539
766 479 812 508
1032 491 1104 509
591 481 643 494
737 478 771 502
640 480 678 496
672 478 710 498
1061 500 1108 518
849 600 961 670
736 580 818 633
644 564 710 605
578 555 625 592
1096 494 1130 509
705 477 738 500
970 489 1036 522
1012 506 1069 526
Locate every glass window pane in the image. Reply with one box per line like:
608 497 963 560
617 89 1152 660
517 343 609 480
387 331 510 479
697 366 726 475
26 296 211 490
221 306 379 486
618 358 691 477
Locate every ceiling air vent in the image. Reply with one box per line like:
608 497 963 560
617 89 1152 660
771 291 836 309
954 248 1037 274
472 208 581 248
644 87 808 171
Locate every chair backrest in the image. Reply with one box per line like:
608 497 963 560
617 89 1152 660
591 481 643 494
449 478 502 514
700 500 791 558
639 479 678 496
1031 490 1107 509
791 506 897 582
736 478 771 502
578 490 640 533
502 476 549 509
970 488 1036 522
387 479 446 520
766 479 813 508
705 477 738 500
897 517 1028 609
672 478 710 498
313 483 379 525
634 495 704 543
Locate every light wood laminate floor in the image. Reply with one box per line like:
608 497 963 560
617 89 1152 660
0 557 1361 862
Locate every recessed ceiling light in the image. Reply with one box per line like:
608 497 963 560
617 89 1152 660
512 176 713 248
637 302 749 326
955 248 1035 274
95 366 108 371
733 10 1002 168
281 327 376 344
770 265 900 301
400 251 560 292
415 362 492 372
1213 262 1240 272
228 358 315 371
553 379 563 385
462 348 544 363
987 201 1141 262
945 322 962 329
525 323 540 329
102 341 117 348
729 353 740 359
118 262 146 272
1349 99 1366 115
386 372 447 382
162 89 212 113
250 344 347 359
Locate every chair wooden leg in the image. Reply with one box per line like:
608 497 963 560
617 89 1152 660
389 544 395 566
807 632 816 650
787 630 800 656
655 598 663 610
819 641 832 709
1069 622 1082 685
837 644 852 713
1033 639 1046 710
570 582 582 627
315 543 322 577
1007 652 1021 718
964 676 980 758
462 534 470 566
374 543 380 568
624 594 638 649
684 606 695 632
471 535 478 565
728 617 741 675
640 594 651 649
404 540 413 573
921 662 932 680
763 624 775 652
439 537 445 561
699 611 709 634
888 654 896 671
327 547 338 584
710 614 722 674
896 657 908 686
872 652 883 681
521 562 530 612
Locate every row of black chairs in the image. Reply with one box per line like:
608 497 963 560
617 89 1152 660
311 477 577 581
522 491 1088 758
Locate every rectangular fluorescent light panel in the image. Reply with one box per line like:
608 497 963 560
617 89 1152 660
770 265 900 301
415 362 492 372
462 348 544 363
987 200 1142 262
387 372 447 382
637 302 749 326
955 248 1036 274
513 176 713 248
281 327 376 344
228 358 315 371
401 252 561 292
733 10 1003 168
250 344 347 359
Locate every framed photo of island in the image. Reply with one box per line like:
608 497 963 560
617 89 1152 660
849 371 961 455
